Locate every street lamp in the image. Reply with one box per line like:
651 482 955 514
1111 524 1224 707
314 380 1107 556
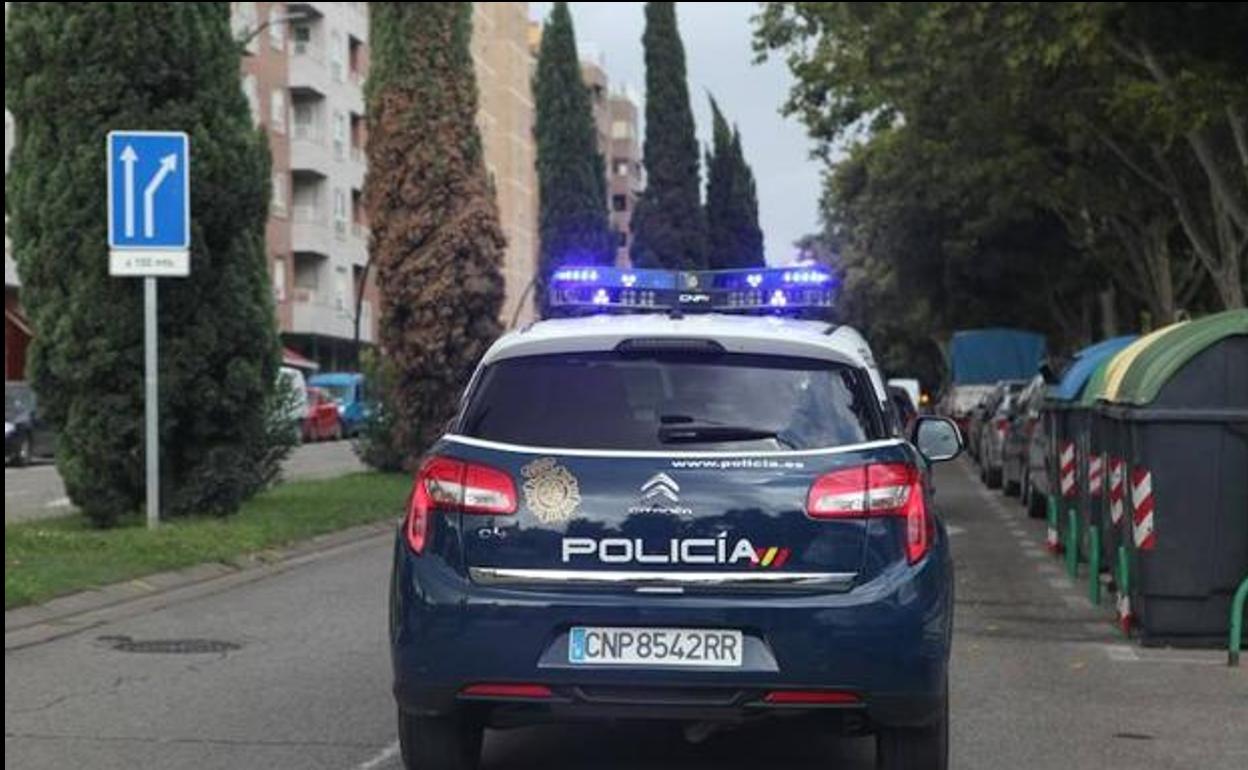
236 10 309 53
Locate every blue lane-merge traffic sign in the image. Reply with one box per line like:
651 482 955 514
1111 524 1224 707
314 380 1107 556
107 131 190 251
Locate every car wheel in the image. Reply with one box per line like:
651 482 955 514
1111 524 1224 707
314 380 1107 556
1027 485 1047 519
1004 470 1021 498
398 709 482 770
986 467 1003 489
876 685 948 770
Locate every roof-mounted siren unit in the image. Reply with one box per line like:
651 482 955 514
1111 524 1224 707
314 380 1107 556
547 266 836 316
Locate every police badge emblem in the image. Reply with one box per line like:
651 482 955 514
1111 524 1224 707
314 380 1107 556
521 457 581 524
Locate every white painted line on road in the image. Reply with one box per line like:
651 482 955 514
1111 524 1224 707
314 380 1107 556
1104 644 1140 662
946 525 966 536
1048 576 1075 591
1022 548 1044 559
1037 563 1061 575
353 740 400 770
43 496 72 509
1062 595 1088 609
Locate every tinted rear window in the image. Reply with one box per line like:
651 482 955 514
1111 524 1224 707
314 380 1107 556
460 352 883 451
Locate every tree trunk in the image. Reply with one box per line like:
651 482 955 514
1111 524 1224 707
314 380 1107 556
1099 286 1118 338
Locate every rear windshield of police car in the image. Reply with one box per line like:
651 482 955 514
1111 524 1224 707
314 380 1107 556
459 352 884 451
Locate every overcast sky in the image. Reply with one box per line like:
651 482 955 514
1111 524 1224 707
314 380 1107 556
528 2 823 265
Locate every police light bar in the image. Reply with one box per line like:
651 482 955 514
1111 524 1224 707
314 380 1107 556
548 266 835 314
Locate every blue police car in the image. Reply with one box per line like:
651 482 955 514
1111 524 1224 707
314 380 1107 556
389 267 963 769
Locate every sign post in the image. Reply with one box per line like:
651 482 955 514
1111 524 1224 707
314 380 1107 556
107 131 190 529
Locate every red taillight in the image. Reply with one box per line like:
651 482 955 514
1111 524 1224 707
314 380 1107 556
763 689 860 705
460 683 553 699
806 462 930 564
404 456 517 554
996 418 1009 435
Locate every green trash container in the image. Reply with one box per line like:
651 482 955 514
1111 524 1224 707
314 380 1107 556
1043 336 1139 564
1103 310 1248 646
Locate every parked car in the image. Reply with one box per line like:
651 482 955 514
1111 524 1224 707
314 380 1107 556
5 381 55 466
888 378 922 414
1020 377 1054 518
888 383 919 436
302 387 342 442
977 380 1028 489
307 372 369 437
1001 375 1045 500
964 392 994 462
939 383 994 445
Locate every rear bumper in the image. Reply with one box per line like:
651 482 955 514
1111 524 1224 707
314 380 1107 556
389 536 953 730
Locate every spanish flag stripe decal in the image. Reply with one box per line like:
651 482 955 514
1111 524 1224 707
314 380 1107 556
772 548 790 569
760 547 778 568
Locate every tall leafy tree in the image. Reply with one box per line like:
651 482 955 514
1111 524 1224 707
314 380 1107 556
534 2 612 316
705 97 765 268
365 2 505 462
631 1 707 269
6 3 280 525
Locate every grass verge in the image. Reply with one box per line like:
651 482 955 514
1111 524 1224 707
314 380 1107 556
5 472 409 610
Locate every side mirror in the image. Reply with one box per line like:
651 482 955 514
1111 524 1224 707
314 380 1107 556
911 416 963 463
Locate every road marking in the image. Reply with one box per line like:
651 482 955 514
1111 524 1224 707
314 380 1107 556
352 740 400 770
1104 644 1140 662
1048 576 1075 591
1062 595 1088 609
1022 548 1044 559
947 525 966 536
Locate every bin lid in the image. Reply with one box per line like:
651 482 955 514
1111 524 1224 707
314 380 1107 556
1100 322 1188 402
1050 335 1137 402
1108 310 1248 405
1079 358 1116 407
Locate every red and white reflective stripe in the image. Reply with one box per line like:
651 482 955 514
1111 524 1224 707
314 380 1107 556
1131 467 1155 551
1059 441 1076 498
1046 524 1059 552
1117 592 1133 632
1087 453 1104 497
1108 457 1126 524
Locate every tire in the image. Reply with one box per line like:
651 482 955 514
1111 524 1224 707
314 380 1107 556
876 687 949 770
1027 485 1047 519
986 466 1003 490
398 709 482 770
15 435 33 467
1004 471 1021 498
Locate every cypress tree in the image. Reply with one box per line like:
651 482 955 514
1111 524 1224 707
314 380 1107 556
705 97 765 268
630 2 707 269
365 3 506 462
5 3 280 524
534 2 612 317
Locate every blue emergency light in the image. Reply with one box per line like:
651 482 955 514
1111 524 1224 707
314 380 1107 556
548 265 836 315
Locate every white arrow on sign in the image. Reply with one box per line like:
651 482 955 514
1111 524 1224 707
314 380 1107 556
143 154 178 238
120 145 138 238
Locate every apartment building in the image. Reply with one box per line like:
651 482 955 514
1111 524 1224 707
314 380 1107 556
605 88 642 268
473 2 539 330
234 1 374 371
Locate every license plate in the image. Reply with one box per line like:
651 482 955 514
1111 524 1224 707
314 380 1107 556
568 626 743 667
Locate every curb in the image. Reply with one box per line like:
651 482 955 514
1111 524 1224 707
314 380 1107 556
5 519 396 652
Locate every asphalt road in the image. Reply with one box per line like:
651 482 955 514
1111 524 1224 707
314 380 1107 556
5 460 1246 769
3 439 365 524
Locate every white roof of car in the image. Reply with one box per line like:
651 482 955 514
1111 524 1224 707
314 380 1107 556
482 314 888 401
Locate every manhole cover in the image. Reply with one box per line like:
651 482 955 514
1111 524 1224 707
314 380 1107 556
98 635 241 654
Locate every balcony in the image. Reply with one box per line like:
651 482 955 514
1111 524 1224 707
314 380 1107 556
291 208 332 256
290 134 330 178
289 289 373 343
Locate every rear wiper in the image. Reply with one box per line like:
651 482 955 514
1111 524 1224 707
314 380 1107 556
658 424 790 446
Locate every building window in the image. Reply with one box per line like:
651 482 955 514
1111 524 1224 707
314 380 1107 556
332 110 347 160
272 258 287 302
272 172 287 217
611 120 632 140
351 189 366 236
330 30 345 82
233 2 259 55
350 113 366 162
292 22 313 55
294 253 321 291
269 89 286 134
615 229 628 247
613 158 630 177
611 194 628 213
333 188 348 236
267 8 285 50
242 75 260 126
348 35 366 83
